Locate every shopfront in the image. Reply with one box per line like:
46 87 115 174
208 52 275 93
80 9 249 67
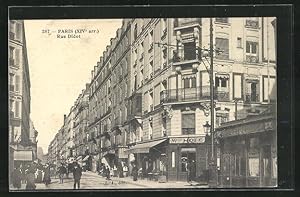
126 136 210 182
216 113 277 187
167 135 210 182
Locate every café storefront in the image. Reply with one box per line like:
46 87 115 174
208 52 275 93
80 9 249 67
216 113 277 187
126 135 210 182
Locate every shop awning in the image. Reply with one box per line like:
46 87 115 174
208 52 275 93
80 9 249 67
126 139 167 154
14 150 33 161
82 155 90 162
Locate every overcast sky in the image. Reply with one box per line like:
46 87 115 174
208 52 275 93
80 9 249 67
24 19 122 154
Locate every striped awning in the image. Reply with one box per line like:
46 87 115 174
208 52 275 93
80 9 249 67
14 150 33 161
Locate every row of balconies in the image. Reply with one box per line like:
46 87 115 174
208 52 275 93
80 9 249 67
173 18 259 29
172 49 258 63
159 87 261 104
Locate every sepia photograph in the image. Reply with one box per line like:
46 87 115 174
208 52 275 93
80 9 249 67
8 16 278 190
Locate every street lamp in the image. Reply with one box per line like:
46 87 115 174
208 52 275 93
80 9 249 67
203 121 211 136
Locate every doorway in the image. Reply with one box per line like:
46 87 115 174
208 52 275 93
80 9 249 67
179 148 196 181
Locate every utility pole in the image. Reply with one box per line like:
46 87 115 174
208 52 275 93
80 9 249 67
209 17 217 187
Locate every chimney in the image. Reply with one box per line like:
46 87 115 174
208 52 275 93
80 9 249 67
64 114 66 123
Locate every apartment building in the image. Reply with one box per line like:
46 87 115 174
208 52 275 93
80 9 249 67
125 17 276 182
9 20 33 175
88 19 131 171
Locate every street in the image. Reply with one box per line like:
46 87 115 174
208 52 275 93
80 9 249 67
10 171 209 190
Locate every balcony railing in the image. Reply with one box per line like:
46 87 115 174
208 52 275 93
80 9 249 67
173 48 200 63
174 18 202 28
246 55 258 63
244 93 260 103
215 90 230 101
215 18 229 24
182 128 195 135
245 20 259 29
160 86 210 103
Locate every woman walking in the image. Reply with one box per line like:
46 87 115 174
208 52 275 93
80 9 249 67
43 164 51 186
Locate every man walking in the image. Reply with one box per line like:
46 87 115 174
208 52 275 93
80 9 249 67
73 161 82 189
58 163 66 184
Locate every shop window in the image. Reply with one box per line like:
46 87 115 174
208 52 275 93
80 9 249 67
272 157 277 178
182 113 195 135
248 157 260 177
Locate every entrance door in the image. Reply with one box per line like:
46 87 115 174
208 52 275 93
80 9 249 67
261 145 272 186
179 148 196 182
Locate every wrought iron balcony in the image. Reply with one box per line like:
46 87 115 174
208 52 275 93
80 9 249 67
244 93 260 103
245 20 259 29
174 18 202 28
246 55 258 63
215 18 229 24
172 48 200 64
160 86 210 103
182 128 195 135
215 90 230 101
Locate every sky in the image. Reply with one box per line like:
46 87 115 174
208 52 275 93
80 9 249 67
24 19 123 154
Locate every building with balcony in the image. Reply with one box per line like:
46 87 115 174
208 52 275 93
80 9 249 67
9 20 34 177
125 17 276 182
88 19 131 171
73 85 90 163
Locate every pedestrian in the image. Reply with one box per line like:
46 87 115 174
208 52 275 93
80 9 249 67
118 162 124 178
132 163 138 181
58 163 66 184
11 166 22 189
187 160 196 183
105 166 111 180
72 162 82 189
25 164 36 190
43 164 51 186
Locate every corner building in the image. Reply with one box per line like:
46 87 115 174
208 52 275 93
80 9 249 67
126 17 276 182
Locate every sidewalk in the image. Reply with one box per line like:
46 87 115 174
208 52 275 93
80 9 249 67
84 171 209 189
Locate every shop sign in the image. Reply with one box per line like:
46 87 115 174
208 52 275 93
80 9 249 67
169 136 205 144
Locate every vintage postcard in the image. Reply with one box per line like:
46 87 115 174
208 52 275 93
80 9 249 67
9 16 278 190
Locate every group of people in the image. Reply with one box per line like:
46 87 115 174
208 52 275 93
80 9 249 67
97 161 129 180
11 162 52 190
56 161 82 189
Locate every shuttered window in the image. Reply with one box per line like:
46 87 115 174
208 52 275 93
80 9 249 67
182 113 195 135
216 38 229 59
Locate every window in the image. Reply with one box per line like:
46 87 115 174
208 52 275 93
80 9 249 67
183 42 196 60
182 75 196 88
216 18 228 23
245 80 259 103
216 38 229 59
216 113 229 127
249 158 260 177
9 73 14 91
182 113 195 135
134 23 137 40
246 41 258 63
15 75 20 92
149 121 153 139
245 17 259 29
237 37 242 48
15 101 20 118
